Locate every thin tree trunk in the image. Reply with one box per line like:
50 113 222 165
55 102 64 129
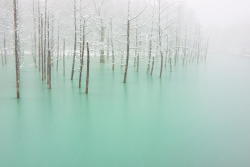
158 0 163 78
13 0 20 98
41 15 44 79
79 20 85 88
71 0 77 80
169 56 172 72
110 19 115 71
85 42 90 94
38 1 41 72
47 15 51 89
106 25 110 62
147 39 152 73
3 33 7 65
56 25 59 71
43 0 48 81
150 56 154 76
123 0 130 83
160 51 163 78
63 39 65 76
33 0 37 67
135 25 139 72
123 19 130 84
100 22 105 63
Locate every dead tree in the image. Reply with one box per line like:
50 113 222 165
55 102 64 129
150 56 154 76
85 42 90 94
38 1 41 72
71 0 77 80
47 15 52 89
43 0 48 81
63 39 66 76
32 0 37 67
123 2 130 84
3 33 7 65
56 24 60 71
13 0 20 98
100 22 105 63
41 15 45 79
158 0 163 78
135 23 139 72
123 0 146 83
79 20 86 88
110 18 115 71
92 0 106 63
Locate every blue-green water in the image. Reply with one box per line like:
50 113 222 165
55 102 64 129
0 56 250 167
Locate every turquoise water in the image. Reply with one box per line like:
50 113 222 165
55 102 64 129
0 55 250 167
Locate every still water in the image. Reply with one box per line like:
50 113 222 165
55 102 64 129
0 55 250 167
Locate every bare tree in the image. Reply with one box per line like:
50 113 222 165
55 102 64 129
56 24 60 71
13 0 20 98
110 18 115 71
85 42 90 94
63 39 66 76
71 0 77 80
32 0 37 67
3 33 7 65
123 0 131 84
79 20 86 88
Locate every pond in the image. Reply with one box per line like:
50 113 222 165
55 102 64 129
0 55 250 167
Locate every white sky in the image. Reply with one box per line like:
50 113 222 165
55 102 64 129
185 0 250 29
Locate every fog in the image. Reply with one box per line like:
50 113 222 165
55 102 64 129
1 0 250 56
186 0 250 55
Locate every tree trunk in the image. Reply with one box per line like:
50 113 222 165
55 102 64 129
71 0 77 80
3 33 7 65
79 20 85 88
123 19 130 84
147 40 152 73
32 0 37 67
85 42 90 94
160 51 163 78
13 0 20 98
43 0 48 81
150 56 154 76
100 22 105 64
47 15 51 89
110 19 115 71
63 39 65 76
56 25 60 71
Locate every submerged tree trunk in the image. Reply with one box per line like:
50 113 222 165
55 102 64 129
110 19 115 71
13 0 20 98
135 25 139 72
160 51 163 78
43 0 48 81
47 15 51 89
123 19 130 84
85 42 90 94
169 56 172 72
147 39 152 73
3 33 7 65
100 22 105 64
71 0 77 80
79 20 85 89
32 0 37 67
56 25 60 71
158 0 163 78
150 56 154 76
41 15 44 79
63 39 65 76
38 1 41 72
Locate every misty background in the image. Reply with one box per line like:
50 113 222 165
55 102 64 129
1 0 250 56
187 0 250 55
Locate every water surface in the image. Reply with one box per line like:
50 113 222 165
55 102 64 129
0 55 250 167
